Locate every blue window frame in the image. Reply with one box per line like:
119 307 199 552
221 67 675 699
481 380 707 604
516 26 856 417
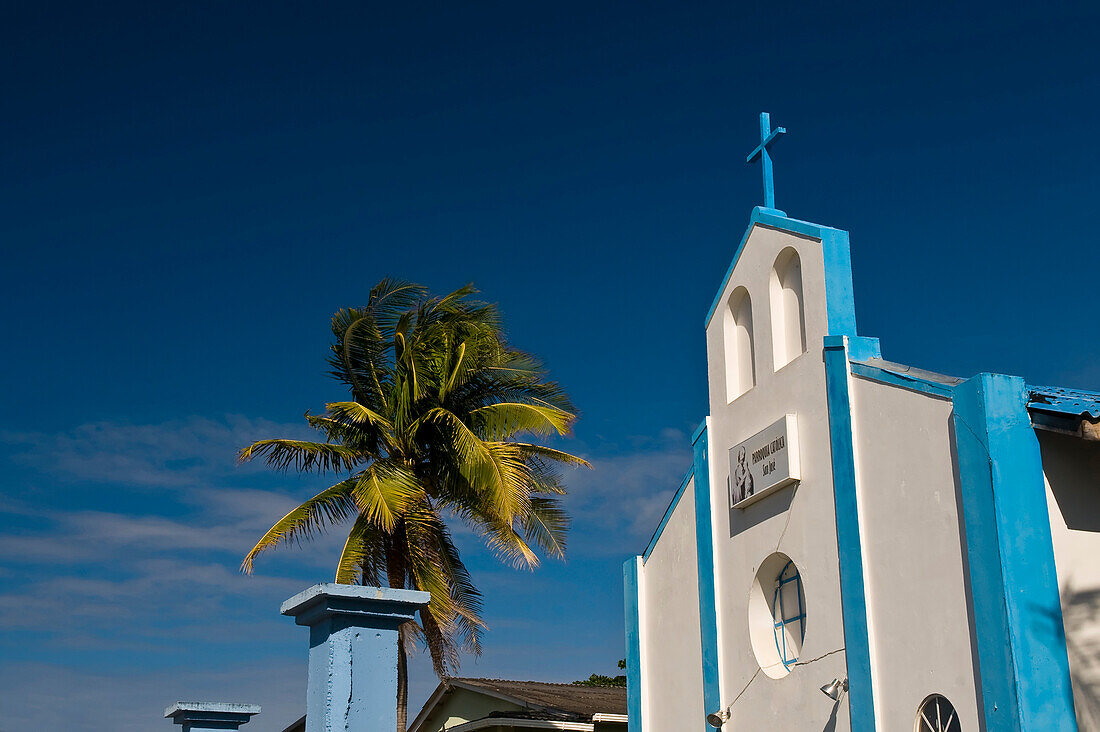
771 560 805 670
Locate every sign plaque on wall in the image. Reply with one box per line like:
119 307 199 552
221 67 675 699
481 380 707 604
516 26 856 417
729 414 800 509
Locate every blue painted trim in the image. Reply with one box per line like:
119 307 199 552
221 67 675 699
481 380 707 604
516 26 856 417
821 228 858 337
850 361 955 400
623 556 644 732
952 374 1076 731
846 336 881 363
746 112 786 209
642 466 695 562
704 208 857 339
823 336 876 732
692 420 720 732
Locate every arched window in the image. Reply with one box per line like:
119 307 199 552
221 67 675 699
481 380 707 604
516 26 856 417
770 248 806 370
723 287 755 401
916 695 962 732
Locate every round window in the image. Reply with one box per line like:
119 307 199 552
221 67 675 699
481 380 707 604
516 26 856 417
748 553 806 678
915 694 961 732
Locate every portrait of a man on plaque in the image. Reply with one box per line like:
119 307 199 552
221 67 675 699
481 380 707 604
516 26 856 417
733 445 754 504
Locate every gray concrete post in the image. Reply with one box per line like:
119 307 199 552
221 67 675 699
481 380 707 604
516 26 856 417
164 702 260 731
281 583 429 732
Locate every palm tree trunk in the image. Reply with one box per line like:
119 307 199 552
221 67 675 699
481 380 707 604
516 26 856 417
385 529 409 732
397 625 408 732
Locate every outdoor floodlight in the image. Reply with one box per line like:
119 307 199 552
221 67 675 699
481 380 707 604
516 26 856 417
819 677 848 701
706 708 731 728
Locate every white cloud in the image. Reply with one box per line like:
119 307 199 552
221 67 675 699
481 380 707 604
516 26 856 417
0 660 308 732
3 415 314 487
563 428 692 551
0 486 317 564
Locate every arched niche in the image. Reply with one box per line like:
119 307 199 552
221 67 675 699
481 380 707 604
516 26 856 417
770 247 806 370
723 286 755 401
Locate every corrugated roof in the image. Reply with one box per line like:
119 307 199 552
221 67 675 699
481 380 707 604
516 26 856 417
1027 385 1100 420
453 678 627 718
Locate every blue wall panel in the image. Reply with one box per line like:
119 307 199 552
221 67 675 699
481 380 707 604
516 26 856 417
692 421 721 731
952 374 1077 731
823 336 876 732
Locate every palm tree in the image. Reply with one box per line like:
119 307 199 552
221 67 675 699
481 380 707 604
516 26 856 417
238 279 588 732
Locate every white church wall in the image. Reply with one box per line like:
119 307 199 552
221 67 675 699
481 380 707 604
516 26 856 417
703 223 850 730
631 196 1095 731
1040 431 1100 728
638 477 705 732
849 376 981 731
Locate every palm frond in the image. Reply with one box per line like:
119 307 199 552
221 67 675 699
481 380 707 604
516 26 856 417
432 526 485 656
521 496 569 560
423 429 534 525
512 442 592 469
439 341 468 398
325 400 393 430
421 407 486 463
302 413 378 453
238 439 360 473
241 479 357 573
367 278 429 336
417 603 455 679
473 441 533 523
351 463 423 532
469 402 575 439
481 517 541 570
334 513 387 584
330 308 387 409
403 508 486 674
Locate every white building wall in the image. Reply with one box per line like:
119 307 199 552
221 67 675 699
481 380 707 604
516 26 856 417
850 377 981 730
639 477 705 732
704 224 849 730
1041 431 1100 729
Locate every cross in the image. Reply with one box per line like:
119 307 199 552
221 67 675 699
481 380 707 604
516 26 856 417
746 112 786 210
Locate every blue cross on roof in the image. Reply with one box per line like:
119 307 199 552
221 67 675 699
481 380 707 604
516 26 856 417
746 112 786 211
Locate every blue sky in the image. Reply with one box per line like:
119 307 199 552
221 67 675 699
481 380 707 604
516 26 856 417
2 1 1099 730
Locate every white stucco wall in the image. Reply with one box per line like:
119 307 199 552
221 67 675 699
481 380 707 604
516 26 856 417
639 477 705 732
703 224 849 730
850 376 981 731
1041 431 1100 729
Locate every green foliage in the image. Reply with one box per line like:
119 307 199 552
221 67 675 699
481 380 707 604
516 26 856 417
572 660 627 686
240 279 589 687
572 674 627 687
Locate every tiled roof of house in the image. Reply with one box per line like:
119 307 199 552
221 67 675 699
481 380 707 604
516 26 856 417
452 678 627 719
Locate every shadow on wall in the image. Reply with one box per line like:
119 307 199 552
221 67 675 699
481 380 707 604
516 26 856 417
728 483 796 539
1064 586 1100 730
821 698 840 732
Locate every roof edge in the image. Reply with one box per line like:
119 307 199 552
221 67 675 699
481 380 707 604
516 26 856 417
642 466 695 562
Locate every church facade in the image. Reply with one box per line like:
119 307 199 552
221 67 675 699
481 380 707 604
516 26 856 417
623 202 1100 731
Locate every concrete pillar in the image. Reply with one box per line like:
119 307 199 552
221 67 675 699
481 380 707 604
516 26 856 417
164 702 260 731
281 583 429 732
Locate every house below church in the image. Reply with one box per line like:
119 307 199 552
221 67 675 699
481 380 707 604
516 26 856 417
409 678 627 732
278 678 627 732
